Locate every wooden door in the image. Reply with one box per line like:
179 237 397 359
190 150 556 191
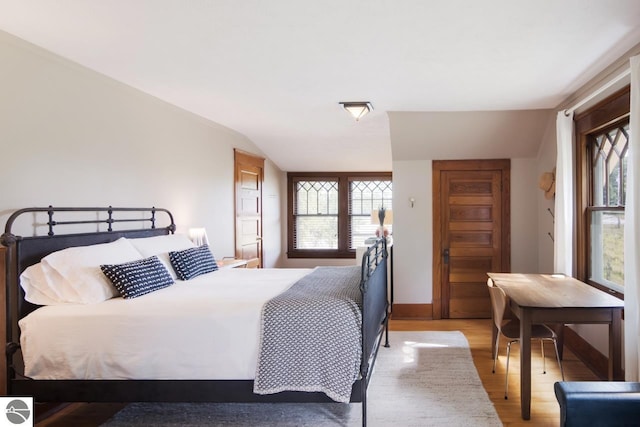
234 150 264 267
433 159 510 319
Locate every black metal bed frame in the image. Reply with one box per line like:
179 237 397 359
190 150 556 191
1 206 389 426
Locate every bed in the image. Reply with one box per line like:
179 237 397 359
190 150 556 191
1 206 389 426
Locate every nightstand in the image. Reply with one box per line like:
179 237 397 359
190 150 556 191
217 258 248 269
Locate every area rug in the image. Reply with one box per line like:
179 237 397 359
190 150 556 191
103 331 502 426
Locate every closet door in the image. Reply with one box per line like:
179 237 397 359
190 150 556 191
234 150 264 267
433 159 510 319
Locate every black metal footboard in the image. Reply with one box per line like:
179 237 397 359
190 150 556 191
359 238 390 427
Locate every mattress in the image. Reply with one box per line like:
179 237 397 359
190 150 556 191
19 267 311 380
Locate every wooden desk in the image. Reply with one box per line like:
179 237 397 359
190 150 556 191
487 272 624 420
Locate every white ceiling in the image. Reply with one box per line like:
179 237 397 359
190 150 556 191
1 1 640 171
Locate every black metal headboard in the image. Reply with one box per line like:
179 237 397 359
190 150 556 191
1 207 176 348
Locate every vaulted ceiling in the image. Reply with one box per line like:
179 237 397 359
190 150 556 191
2 1 640 171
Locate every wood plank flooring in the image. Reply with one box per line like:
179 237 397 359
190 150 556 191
34 319 598 426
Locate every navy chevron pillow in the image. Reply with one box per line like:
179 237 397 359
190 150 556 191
101 256 173 299
169 245 218 280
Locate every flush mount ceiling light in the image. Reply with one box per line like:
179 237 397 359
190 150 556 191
339 102 373 121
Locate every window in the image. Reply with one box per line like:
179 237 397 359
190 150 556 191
588 123 628 292
292 180 339 250
349 179 393 248
288 172 392 258
575 87 629 297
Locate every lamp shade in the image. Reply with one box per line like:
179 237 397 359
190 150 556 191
340 102 373 121
188 228 209 246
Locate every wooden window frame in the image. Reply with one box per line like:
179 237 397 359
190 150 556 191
287 171 392 259
575 86 629 299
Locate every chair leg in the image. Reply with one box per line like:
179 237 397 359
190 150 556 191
505 341 513 400
493 335 500 374
552 338 565 380
541 339 546 374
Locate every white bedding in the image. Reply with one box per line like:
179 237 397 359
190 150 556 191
19 267 311 380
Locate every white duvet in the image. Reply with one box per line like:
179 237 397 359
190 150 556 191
19 268 311 380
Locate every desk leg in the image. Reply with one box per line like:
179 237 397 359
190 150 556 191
491 315 498 360
554 324 564 360
610 307 623 380
520 310 532 420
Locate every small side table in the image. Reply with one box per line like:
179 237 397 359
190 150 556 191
217 258 248 269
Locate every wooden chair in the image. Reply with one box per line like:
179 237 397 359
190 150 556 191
487 280 564 399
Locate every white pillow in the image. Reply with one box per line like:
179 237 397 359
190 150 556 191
129 234 196 279
20 262 70 305
41 237 144 304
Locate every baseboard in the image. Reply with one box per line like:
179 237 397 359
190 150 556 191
391 304 433 319
563 325 611 380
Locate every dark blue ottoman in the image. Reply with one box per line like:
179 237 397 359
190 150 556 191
555 381 640 426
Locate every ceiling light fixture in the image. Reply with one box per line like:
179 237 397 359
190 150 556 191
339 102 373 121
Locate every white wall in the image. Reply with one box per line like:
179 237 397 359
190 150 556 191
511 158 540 273
391 160 433 303
262 167 284 267
0 31 283 266
536 114 559 274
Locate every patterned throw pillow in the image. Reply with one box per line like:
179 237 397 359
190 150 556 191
101 256 174 299
169 245 219 280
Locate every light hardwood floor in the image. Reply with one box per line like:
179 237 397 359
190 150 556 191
392 319 598 427
35 319 598 426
